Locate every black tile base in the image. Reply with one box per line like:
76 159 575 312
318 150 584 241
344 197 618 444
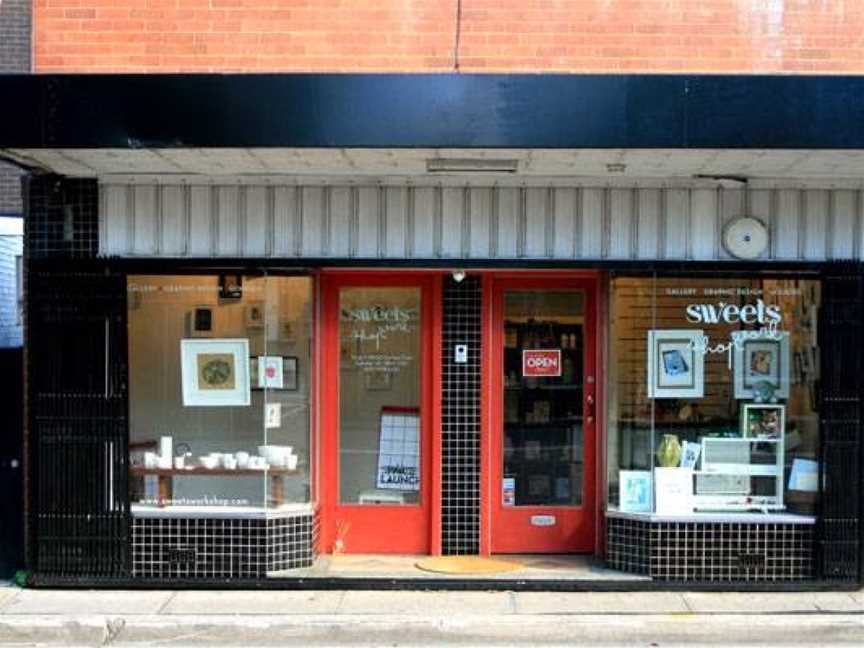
607 515 815 582
132 511 317 579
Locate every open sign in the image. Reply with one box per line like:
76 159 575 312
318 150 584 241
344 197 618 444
522 349 562 377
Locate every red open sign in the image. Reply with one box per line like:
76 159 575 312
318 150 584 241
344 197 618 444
522 349 562 377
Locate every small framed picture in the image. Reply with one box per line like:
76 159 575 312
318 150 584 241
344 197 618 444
245 302 265 330
741 403 785 439
218 274 243 300
181 339 250 407
619 470 652 513
251 356 299 391
733 332 790 400
646 330 704 398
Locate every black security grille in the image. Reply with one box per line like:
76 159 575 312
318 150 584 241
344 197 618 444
23 175 98 259
441 276 482 555
818 264 864 582
27 270 130 578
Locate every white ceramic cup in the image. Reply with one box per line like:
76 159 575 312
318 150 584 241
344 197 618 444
236 452 250 468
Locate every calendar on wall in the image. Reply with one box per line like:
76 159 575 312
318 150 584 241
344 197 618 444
376 407 420 491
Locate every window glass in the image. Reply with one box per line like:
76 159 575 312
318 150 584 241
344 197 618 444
127 275 312 512
338 287 422 505
608 276 820 516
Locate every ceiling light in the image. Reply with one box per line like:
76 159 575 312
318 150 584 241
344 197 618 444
451 270 467 283
427 158 519 173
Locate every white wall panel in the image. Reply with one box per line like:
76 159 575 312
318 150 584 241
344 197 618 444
663 189 689 259
774 190 801 260
580 189 604 260
132 185 157 256
690 189 716 260
608 189 632 260
411 187 436 258
100 181 864 262
495 187 519 258
243 186 268 256
803 189 829 261
468 187 492 259
384 186 408 258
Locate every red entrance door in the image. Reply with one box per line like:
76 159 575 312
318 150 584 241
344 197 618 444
488 276 597 553
320 274 437 554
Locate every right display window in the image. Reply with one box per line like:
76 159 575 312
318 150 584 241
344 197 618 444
607 275 821 516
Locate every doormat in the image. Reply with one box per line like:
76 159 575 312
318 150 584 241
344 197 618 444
415 556 522 575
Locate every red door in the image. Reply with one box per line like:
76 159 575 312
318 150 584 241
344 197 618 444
320 273 437 554
488 276 597 554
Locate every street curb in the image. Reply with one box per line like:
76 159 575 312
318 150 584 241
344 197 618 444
2 613 864 646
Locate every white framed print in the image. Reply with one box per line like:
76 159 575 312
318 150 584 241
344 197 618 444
732 331 790 400
252 355 284 389
646 330 704 398
180 339 250 407
619 470 652 513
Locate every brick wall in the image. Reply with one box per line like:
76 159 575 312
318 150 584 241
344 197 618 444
0 0 31 218
32 1 864 74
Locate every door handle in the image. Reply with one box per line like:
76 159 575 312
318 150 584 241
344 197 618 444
585 394 595 424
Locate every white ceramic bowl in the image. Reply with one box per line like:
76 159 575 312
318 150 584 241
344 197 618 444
257 445 293 467
199 456 219 470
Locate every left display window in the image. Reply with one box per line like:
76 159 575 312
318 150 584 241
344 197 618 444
128 274 313 513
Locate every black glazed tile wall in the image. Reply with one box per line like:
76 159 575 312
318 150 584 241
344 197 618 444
132 512 317 579
606 517 814 581
441 276 482 555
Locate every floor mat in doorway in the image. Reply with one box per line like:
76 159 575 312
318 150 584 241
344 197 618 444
414 556 522 575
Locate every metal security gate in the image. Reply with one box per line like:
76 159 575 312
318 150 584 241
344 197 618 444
27 270 130 579
818 264 864 583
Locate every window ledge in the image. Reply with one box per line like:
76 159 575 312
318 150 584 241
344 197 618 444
606 508 815 525
131 502 314 519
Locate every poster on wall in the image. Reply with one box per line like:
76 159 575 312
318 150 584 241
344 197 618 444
180 339 250 407
376 407 420 491
646 330 704 398
732 331 790 400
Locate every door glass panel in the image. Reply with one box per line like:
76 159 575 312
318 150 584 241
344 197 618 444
339 287 422 505
502 290 584 507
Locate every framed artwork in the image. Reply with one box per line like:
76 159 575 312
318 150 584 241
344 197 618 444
250 356 299 391
619 470 652 513
733 331 790 400
218 274 243 300
244 302 265 330
741 403 785 439
646 330 704 398
181 339 250 407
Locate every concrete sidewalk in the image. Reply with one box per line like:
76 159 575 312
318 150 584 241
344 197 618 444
1 585 863 646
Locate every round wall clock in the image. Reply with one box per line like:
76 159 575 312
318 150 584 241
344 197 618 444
723 216 769 259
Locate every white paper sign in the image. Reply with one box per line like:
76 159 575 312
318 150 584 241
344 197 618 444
376 410 420 491
264 402 281 429
655 467 693 514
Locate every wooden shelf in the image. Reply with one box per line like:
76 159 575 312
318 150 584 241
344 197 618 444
130 467 298 477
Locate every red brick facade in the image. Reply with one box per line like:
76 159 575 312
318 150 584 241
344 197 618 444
33 0 864 74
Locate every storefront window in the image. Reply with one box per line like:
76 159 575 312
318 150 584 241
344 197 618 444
127 275 313 512
607 275 820 516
